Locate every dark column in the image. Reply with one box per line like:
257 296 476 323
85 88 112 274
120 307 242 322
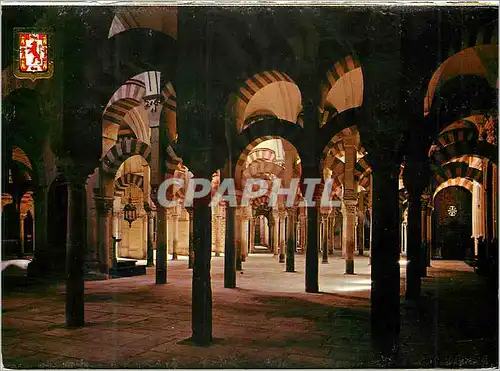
370 161 401 349
305 206 319 293
66 180 85 328
269 218 275 256
286 208 296 272
224 205 236 288
146 209 154 267
405 189 422 300
187 207 194 269
235 209 242 271
420 194 430 277
192 195 212 345
155 202 167 284
322 215 328 263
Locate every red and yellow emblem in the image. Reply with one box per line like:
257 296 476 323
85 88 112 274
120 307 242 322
14 29 53 81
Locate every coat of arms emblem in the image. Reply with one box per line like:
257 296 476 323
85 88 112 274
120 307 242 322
13 28 54 80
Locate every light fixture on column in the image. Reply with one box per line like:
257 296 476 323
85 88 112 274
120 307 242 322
123 190 137 228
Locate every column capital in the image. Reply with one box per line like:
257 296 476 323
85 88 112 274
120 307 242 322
94 196 114 216
343 203 357 214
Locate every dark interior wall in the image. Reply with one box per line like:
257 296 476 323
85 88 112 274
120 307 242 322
433 186 473 259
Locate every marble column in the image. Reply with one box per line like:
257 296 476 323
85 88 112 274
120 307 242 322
187 207 194 268
20 211 26 255
343 201 357 274
65 179 85 328
235 207 242 271
224 204 236 288
146 209 154 267
95 195 114 275
321 212 329 264
286 208 296 272
241 213 248 262
249 213 255 254
305 205 319 293
272 209 279 256
145 87 167 284
420 192 430 277
358 191 366 256
279 210 286 263
172 207 179 260
343 136 358 274
191 194 213 345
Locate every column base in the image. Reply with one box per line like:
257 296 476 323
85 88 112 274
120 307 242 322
156 269 167 284
322 257 328 264
278 254 285 263
345 259 354 274
171 253 178 261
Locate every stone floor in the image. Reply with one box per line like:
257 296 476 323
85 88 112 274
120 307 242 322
2 254 498 368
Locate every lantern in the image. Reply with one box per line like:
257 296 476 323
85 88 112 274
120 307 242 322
123 192 137 228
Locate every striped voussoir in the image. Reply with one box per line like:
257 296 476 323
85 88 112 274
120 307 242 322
320 125 366 171
114 173 144 197
101 138 152 174
165 143 183 176
103 78 146 127
242 160 285 180
322 55 361 95
436 127 477 149
161 81 177 115
433 177 474 200
246 148 276 165
237 70 295 105
354 157 371 180
12 146 33 171
236 135 279 173
446 23 498 58
433 161 483 186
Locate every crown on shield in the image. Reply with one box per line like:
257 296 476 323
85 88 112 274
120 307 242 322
13 28 54 81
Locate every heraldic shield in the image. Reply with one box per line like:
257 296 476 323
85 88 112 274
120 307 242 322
13 28 54 81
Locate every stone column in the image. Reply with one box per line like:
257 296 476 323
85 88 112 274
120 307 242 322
241 212 248 261
269 217 275 255
187 207 194 268
343 201 357 274
358 191 366 256
279 210 286 263
146 207 154 267
191 191 213 345
426 204 433 267
300 211 307 253
249 213 255 253
343 136 358 274
321 212 329 264
286 207 296 272
272 209 279 256
420 192 430 277
235 207 242 271
305 205 319 293
19 211 25 255
144 86 167 284
224 203 236 288
172 207 179 260
95 195 114 275
30 186 49 274
370 161 401 348
65 178 86 328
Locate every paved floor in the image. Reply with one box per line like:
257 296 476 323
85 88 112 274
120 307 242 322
2 254 497 368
